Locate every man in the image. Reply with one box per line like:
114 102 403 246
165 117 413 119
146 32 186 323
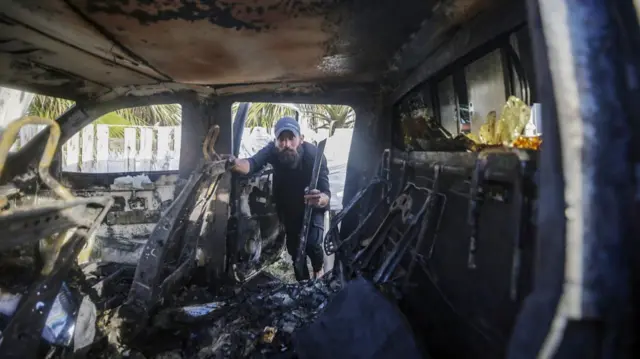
228 117 330 281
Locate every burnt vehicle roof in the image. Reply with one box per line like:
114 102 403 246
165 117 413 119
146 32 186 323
0 0 506 102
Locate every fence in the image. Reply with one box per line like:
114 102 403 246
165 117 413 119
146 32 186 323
11 124 181 173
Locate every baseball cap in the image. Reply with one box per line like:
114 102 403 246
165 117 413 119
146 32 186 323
274 117 301 138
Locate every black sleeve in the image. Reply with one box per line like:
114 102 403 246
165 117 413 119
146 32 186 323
317 153 331 199
247 142 275 174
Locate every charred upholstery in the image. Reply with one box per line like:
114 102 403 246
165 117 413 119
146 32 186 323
0 0 507 101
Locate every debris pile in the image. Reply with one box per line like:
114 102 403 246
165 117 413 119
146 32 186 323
87 269 341 359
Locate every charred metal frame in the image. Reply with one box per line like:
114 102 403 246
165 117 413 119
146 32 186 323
120 127 229 336
324 149 394 269
373 180 441 285
350 183 426 274
0 117 113 358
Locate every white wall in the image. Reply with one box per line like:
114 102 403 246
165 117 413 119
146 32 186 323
0 87 34 128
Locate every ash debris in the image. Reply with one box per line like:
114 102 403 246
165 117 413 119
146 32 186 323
81 262 341 359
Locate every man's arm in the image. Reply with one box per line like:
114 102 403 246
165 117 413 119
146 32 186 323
229 142 274 175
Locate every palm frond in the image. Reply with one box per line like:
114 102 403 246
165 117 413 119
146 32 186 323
116 104 182 126
230 103 356 133
232 102 298 129
28 95 181 133
28 95 75 119
26 95 183 141
94 112 132 138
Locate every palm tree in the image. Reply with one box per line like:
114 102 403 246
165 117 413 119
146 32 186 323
297 104 355 135
231 102 355 134
231 102 298 129
28 95 181 137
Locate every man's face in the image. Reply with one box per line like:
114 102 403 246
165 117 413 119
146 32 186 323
275 131 303 167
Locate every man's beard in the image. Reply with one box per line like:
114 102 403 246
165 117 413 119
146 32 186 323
277 147 301 168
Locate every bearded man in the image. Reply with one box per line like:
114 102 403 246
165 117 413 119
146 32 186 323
227 117 330 280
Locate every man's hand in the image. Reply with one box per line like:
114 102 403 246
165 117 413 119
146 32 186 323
223 155 251 175
304 189 329 208
224 155 237 171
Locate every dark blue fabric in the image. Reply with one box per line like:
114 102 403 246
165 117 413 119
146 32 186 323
274 116 301 138
292 277 425 359
247 141 330 230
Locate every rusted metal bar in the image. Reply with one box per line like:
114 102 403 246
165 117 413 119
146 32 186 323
0 116 72 200
202 125 221 161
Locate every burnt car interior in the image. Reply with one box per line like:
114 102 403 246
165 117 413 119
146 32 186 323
0 0 638 358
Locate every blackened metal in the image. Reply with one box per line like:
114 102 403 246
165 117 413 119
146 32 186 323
61 170 177 189
467 148 530 269
390 0 527 105
382 149 391 202
203 171 232 283
373 193 431 284
0 197 111 250
82 0 343 31
0 197 112 359
295 138 327 280
505 44 530 104
333 191 389 265
232 104 249 158
467 155 484 269
0 236 86 359
324 149 393 255
62 0 172 81
405 151 477 174
153 301 231 329
122 160 227 334
508 149 536 301
159 176 220 299
124 169 204 313
351 184 420 273
402 165 446 290
500 46 515 102
205 125 221 161
453 69 471 134
105 209 161 225
323 177 387 255
146 273 341 358
229 102 250 266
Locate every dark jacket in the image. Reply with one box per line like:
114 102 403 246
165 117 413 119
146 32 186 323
247 141 330 232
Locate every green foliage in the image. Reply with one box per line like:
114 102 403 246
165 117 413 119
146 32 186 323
95 112 133 137
231 102 298 129
115 104 182 127
27 95 182 138
27 95 75 119
296 104 355 135
231 102 355 133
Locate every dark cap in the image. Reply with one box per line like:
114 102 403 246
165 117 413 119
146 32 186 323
274 117 301 138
